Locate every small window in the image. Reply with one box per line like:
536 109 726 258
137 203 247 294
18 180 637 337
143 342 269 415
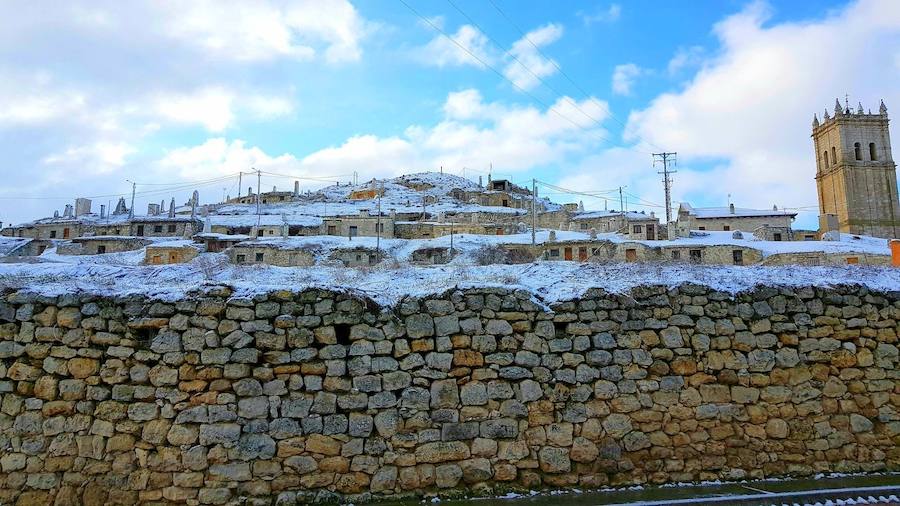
257 230 264 237
580 223 588 230
377 223 384 233
773 233 782 241
698 226 706 231
502 199 509 207
854 142 862 160
236 254 246 263
549 249 559 257
671 250 681 260
327 225 336 235
255 252 264 262
869 143 877 161
732 250 743 265
349 226 358 237
369 255 377 265
154 225 162 233
632 225 642 234
831 146 837 164
97 245 106 254
355 254 362 261
168 224 176 233
822 150 829 167
49 230 57 239
723 225 730 231
689 249 702 263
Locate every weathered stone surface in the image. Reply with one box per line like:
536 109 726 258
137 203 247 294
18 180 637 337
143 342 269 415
0 285 895 502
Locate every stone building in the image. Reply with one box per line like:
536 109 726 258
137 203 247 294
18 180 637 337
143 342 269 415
813 99 900 238
674 203 796 239
571 211 661 240
226 241 315 267
323 211 394 239
129 217 201 238
145 241 200 264
57 236 150 255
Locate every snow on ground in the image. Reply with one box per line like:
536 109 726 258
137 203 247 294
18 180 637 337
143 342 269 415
635 230 892 257
0 255 897 307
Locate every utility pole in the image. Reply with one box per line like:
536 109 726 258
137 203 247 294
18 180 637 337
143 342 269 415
653 152 677 225
531 179 537 246
618 186 624 215
376 180 382 258
255 168 261 231
127 180 136 219
238 172 243 198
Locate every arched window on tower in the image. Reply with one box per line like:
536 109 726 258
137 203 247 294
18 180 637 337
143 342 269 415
869 142 877 161
822 150 829 167
854 142 862 160
831 146 837 165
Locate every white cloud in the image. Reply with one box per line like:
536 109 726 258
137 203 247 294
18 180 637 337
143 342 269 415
625 0 900 219
159 138 303 181
166 89 612 184
578 4 621 25
418 24 494 68
611 63 644 95
503 24 564 91
42 141 136 173
667 46 705 75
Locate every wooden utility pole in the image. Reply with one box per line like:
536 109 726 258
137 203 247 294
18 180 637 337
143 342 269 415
376 180 382 257
653 152 677 224
127 180 136 219
531 179 537 246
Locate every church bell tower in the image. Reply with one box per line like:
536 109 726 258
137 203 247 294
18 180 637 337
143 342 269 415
813 98 900 238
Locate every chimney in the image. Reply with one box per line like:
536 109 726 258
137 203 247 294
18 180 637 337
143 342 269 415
148 203 160 215
54 210 60 219
294 181 299 197
100 205 106 219
359 209 368 217
169 198 176 218
160 200 165 214
478 175 482 187
74 198 91 217
729 203 735 214
248 186 253 196
773 204 778 211
63 204 73 218
272 185 277 192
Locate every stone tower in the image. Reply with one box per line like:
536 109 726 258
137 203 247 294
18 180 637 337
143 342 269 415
813 98 900 238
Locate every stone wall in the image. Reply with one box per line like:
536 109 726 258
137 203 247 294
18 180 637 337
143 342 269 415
0 284 897 505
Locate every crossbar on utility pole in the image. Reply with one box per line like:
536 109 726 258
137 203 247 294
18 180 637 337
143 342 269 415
653 152 678 225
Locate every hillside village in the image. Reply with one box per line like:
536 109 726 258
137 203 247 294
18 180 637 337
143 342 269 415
0 170 894 271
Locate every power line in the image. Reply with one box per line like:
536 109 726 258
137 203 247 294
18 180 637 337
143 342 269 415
444 0 607 132
397 0 629 153
485 0 668 153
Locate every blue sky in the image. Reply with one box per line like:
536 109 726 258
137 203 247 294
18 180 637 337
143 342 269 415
0 0 897 228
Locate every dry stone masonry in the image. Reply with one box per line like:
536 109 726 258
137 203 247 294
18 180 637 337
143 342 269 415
0 284 898 504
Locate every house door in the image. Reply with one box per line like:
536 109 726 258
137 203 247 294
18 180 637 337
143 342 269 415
646 224 654 240
578 247 587 261
564 247 573 261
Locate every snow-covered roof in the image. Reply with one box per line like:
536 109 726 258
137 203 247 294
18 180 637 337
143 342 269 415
72 236 145 242
146 240 198 249
194 233 251 241
680 203 796 219
0 237 31 256
205 214 323 228
572 210 658 221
